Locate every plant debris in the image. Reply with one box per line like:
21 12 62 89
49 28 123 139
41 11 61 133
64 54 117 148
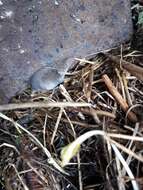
0 1 143 190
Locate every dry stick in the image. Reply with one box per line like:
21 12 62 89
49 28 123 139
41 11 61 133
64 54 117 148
87 66 94 102
0 102 90 111
122 73 133 106
51 108 63 145
107 54 143 81
122 61 143 81
69 107 116 119
102 74 137 123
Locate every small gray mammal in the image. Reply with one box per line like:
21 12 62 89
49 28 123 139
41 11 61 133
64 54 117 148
30 67 65 91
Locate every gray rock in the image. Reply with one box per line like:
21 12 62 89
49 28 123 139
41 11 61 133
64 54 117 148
0 0 132 103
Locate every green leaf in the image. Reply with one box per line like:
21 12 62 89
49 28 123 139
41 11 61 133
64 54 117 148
138 11 143 25
61 142 80 167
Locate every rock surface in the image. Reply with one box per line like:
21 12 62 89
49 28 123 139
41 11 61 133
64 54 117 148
0 0 132 102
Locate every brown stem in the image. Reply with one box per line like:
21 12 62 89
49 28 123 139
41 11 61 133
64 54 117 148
107 54 143 81
102 74 138 123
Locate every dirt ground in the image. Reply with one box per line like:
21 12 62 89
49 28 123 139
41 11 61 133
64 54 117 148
0 1 143 190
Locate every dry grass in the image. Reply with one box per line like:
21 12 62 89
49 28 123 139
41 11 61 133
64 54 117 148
0 1 143 189
0 47 143 190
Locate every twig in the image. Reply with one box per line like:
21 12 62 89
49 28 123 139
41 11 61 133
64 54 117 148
50 108 63 145
0 112 68 175
69 107 116 119
10 164 29 190
75 58 97 65
115 68 126 100
122 73 133 106
43 114 48 147
107 54 143 81
59 85 85 120
0 143 20 154
111 144 139 190
102 74 137 122
83 66 94 102
77 153 83 190
61 118 97 128
63 110 83 190
0 102 91 111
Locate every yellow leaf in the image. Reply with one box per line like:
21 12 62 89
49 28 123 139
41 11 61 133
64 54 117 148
61 142 80 167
